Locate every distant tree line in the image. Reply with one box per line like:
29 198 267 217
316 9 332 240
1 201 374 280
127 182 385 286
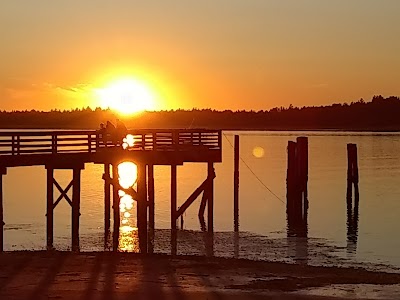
1 95 400 131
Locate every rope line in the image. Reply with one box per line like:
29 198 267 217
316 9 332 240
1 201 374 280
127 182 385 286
223 133 286 205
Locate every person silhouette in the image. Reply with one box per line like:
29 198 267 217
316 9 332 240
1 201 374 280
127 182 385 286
98 123 107 147
116 119 127 146
106 121 116 146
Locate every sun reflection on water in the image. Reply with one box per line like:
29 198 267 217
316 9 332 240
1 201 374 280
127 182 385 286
117 148 139 251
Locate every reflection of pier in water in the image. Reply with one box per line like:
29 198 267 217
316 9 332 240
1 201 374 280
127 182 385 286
0 129 222 254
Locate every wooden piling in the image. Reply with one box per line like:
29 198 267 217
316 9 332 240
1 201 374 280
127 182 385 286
112 164 120 251
347 143 359 201
137 163 148 254
46 167 54 250
296 136 309 211
147 164 155 253
287 137 309 237
171 164 177 255
72 168 81 251
0 167 6 252
286 141 297 213
103 164 111 236
207 162 214 256
234 135 239 232
346 143 360 251
207 162 214 233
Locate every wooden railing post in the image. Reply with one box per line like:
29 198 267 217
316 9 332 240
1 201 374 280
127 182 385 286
11 135 15 155
16 135 20 155
152 132 157 151
51 134 57 154
88 134 92 153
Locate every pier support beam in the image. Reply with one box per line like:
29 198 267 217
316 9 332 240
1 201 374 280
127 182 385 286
137 163 148 254
206 162 215 256
171 164 177 255
112 164 120 251
234 135 239 232
207 162 214 233
71 168 81 252
45 164 84 251
0 167 6 252
46 167 54 250
103 164 111 241
148 164 155 253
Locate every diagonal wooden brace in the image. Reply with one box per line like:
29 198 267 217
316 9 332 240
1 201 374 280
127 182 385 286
176 171 216 219
53 179 73 208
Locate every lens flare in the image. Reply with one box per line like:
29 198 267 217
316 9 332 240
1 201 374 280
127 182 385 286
252 146 265 158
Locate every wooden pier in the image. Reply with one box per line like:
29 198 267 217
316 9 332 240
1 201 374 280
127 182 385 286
0 129 222 253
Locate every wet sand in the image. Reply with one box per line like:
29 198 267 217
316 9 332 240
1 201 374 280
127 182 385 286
1 252 400 299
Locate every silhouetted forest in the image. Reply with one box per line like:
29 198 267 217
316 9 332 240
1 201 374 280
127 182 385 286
1 95 400 131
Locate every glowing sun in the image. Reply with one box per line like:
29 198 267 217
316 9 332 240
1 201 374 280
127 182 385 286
96 78 156 115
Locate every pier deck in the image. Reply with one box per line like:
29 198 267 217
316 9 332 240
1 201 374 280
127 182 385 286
0 129 222 167
0 129 222 253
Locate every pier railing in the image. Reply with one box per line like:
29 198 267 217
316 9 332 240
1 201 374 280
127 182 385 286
0 129 222 156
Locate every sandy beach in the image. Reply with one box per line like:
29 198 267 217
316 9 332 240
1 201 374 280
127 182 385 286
1 252 400 299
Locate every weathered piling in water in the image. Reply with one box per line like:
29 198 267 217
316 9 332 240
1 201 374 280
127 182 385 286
286 137 308 237
0 167 6 252
234 135 239 232
346 143 360 252
347 143 359 202
296 136 309 212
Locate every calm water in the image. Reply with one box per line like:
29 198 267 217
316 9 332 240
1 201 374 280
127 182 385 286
3 131 400 270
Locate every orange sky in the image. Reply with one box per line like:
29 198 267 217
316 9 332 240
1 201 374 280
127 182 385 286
1 1 400 111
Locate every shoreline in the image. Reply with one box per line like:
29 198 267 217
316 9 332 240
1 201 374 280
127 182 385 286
1 251 400 299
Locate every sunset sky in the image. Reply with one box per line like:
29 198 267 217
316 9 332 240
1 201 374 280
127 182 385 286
1 1 399 112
